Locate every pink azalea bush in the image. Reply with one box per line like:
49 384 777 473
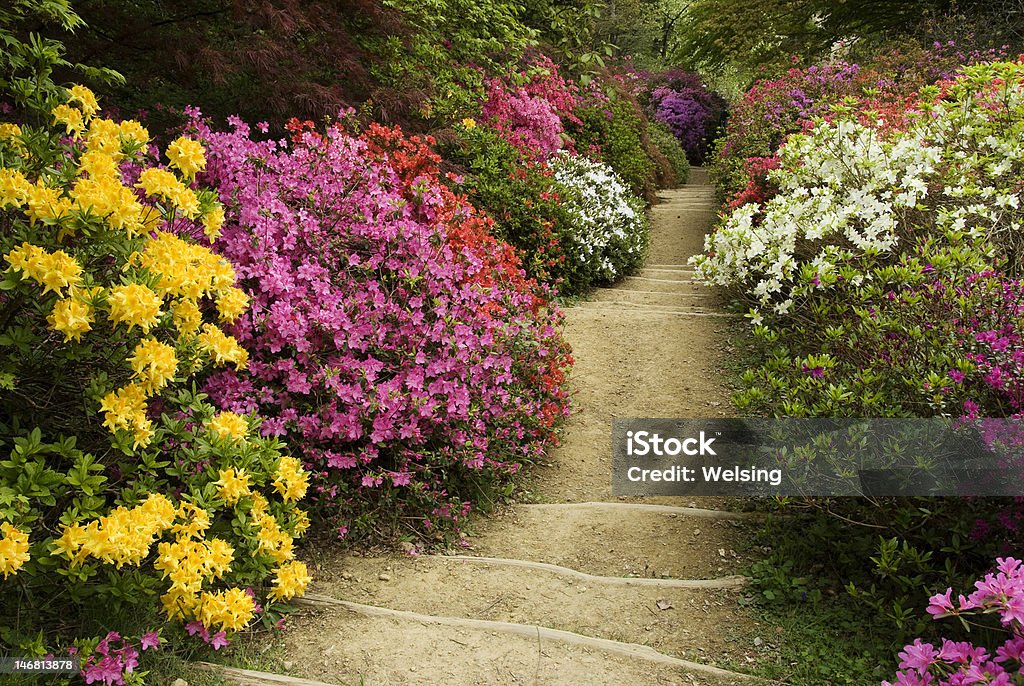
884 557 1024 686
184 111 572 540
481 55 581 161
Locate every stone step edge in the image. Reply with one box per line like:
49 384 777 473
594 289 715 298
627 277 702 284
430 554 749 589
194 662 340 686
520 502 755 519
576 304 741 318
295 594 759 682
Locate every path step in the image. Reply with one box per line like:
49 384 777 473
194 663 341 686
431 555 749 588
295 594 759 683
577 302 740 318
622 276 706 290
521 502 752 518
469 503 755 580
308 556 746 666
591 289 715 306
638 268 696 276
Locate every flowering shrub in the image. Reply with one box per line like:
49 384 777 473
695 61 1024 324
569 85 659 200
481 55 581 161
693 58 1024 666
0 88 310 679
709 45 1011 207
646 70 727 165
188 113 571 541
884 557 1024 686
549 152 649 290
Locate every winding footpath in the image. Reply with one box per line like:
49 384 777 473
204 170 764 686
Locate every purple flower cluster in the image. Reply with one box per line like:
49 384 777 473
884 557 1024 685
645 70 726 165
80 631 160 685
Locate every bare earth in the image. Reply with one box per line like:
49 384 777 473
235 169 767 686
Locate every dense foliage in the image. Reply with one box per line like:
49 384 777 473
697 56 1024 684
0 88 311 683
187 113 572 541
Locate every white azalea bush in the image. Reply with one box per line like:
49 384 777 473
692 63 1024 323
549 152 649 289
691 60 1024 418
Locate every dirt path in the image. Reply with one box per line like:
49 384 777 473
217 169 764 686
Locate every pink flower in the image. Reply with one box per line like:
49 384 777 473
139 632 161 651
898 639 939 671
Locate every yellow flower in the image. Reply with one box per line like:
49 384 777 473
0 168 31 208
268 560 312 602
6 243 83 296
292 509 310 536
118 120 150 146
252 504 295 563
0 123 21 139
136 168 201 218
160 589 200 621
99 384 147 434
53 523 87 564
208 412 248 441
131 415 155 449
52 104 85 138
272 456 309 503
86 118 123 160
48 297 94 342
202 204 225 242
68 85 99 118
78 150 120 180
199 587 254 631
138 230 239 301
197 323 248 368
128 338 178 394
0 522 30 578
461 118 476 129
25 182 73 223
172 502 212 541
172 299 203 336
166 137 206 179
39 250 82 295
216 287 249 324
4 242 44 275
60 494 175 568
214 467 251 504
107 283 162 332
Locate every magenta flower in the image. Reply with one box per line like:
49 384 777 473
139 632 161 651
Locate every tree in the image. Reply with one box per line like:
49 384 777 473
674 0 1024 77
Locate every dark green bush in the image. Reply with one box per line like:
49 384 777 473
646 122 689 185
569 92 657 200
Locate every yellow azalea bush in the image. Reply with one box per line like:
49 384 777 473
0 86 311 659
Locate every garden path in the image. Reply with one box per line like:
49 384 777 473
207 170 765 686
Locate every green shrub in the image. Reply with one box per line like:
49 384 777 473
570 91 658 200
646 122 689 185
